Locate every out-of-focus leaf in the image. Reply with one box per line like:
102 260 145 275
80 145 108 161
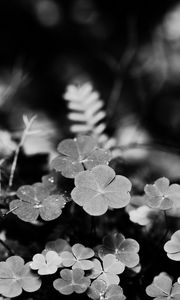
51 135 111 178
164 230 180 261
144 177 180 210
0 256 41 298
53 268 90 295
41 171 58 192
126 195 158 226
30 251 62 275
129 205 154 226
0 130 17 156
9 184 66 222
71 165 131 216
44 238 71 255
61 243 94 270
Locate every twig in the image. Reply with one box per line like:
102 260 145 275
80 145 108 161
8 115 37 188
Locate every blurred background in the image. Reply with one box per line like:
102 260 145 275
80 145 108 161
1 0 180 184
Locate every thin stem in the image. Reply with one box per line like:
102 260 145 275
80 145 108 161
8 115 37 188
159 211 169 244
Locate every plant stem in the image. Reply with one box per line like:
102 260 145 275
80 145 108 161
159 211 169 244
8 115 36 188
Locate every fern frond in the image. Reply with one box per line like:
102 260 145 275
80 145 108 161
64 82 116 148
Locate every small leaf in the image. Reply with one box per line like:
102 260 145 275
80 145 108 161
87 279 107 300
98 233 140 268
171 282 180 298
144 177 180 210
61 244 94 270
0 256 41 298
51 135 111 178
71 165 131 216
9 184 66 222
164 230 180 261
105 284 126 300
146 273 172 298
53 268 90 295
102 254 125 275
89 255 122 286
30 251 62 275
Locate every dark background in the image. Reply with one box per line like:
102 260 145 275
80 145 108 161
1 0 180 144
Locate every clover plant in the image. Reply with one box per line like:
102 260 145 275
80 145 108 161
1 134 180 299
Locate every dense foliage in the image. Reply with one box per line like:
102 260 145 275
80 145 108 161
1 133 180 300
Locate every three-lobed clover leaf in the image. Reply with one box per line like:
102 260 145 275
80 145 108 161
88 255 124 286
30 251 62 275
61 243 94 270
0 256 41 298
51 135 111 178
144 177 180 210
103 284 126 300
53 268 91 295
98 233 140 269
87 279 126 300
164 230 180 261
71 165 132 216
146 273 180 299
9 184 66 222
87 279 107 300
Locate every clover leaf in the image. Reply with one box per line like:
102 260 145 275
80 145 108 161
30 251 62 275
9 184 66 222
104 284 126 300
87 279 126 300
164 230 180 261
88 255 123 286
99 255 124 285
0 256 41 298
144 177 180 210
61 243 94 270
98 233 140 268
71 165 131 216
44 238 71 255
53 268 91 295
51 135 111 178
87 279 107 300
146 273 180 299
